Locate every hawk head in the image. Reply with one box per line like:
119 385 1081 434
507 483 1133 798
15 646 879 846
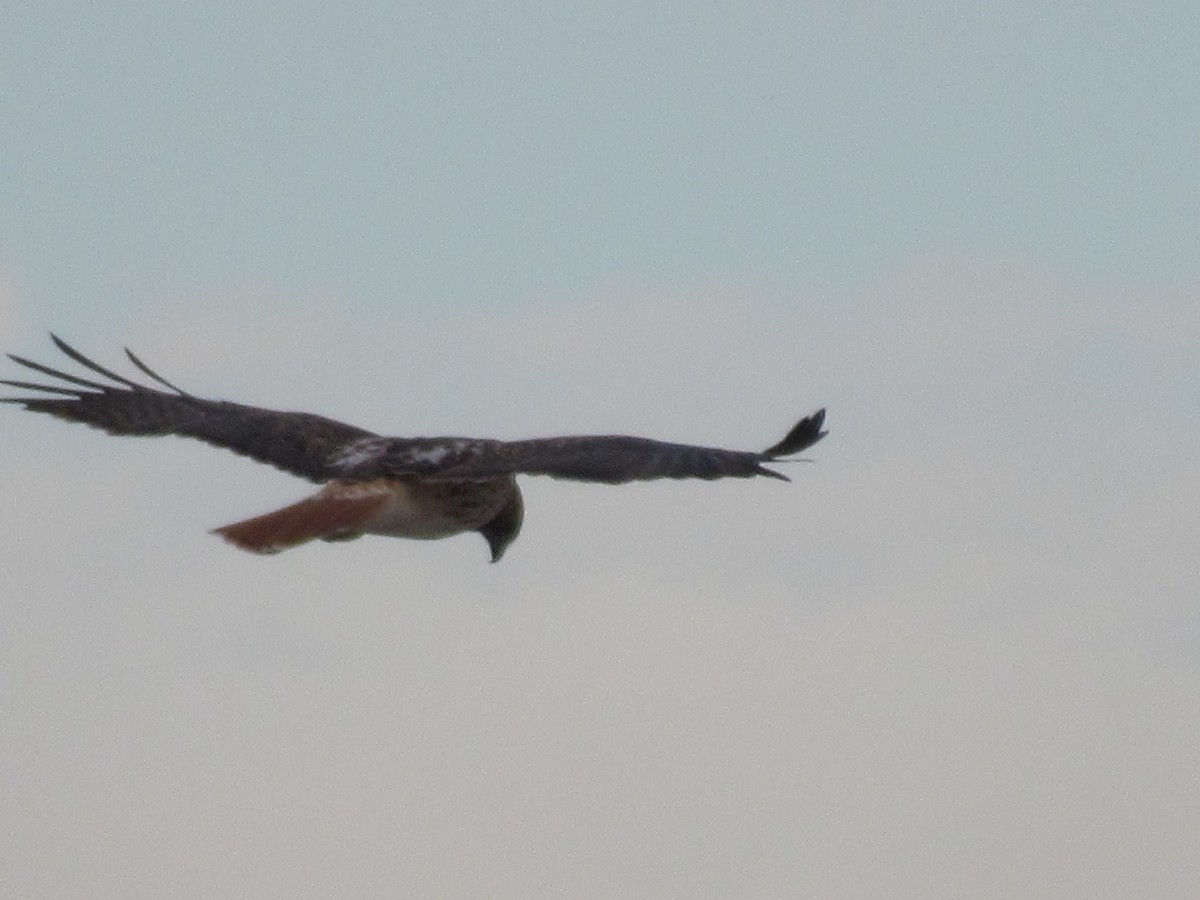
477 489 525 562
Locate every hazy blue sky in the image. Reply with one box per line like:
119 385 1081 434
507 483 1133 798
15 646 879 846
3 4 1198 898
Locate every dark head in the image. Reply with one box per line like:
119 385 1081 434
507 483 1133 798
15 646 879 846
477 486 524 562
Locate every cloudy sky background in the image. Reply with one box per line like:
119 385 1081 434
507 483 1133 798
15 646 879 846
3 3 1198 897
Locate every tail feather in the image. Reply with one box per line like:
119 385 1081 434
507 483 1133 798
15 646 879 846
212 484 391 554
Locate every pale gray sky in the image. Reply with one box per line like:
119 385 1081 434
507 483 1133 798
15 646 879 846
3 4 1198 898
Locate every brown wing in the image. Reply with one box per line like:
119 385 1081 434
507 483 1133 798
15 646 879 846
2 335 376 483
423 409 827 484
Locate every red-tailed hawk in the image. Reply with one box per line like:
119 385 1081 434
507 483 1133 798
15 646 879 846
3 336 827 561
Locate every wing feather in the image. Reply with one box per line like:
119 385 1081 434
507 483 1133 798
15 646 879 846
5 336 827 488
425 409 827 484
2 336 376 482
123 346 193 395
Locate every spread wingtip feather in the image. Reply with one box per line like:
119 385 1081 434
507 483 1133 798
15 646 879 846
761 408 827 459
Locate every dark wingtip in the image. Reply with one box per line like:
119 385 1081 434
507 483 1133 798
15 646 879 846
756 464 792 482
762 408 827 458
124 346 190 396
45 334 149 391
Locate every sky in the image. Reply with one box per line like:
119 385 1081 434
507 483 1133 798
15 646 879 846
2 3 1198 898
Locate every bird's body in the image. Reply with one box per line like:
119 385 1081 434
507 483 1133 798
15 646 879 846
3 336 826 561
211 476 521 555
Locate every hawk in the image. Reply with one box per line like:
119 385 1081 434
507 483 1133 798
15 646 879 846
3 335 827 561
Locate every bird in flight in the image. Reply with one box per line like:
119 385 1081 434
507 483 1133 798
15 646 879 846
3 335 827 561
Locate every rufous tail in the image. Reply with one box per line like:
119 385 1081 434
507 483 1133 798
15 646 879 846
212 485 390 554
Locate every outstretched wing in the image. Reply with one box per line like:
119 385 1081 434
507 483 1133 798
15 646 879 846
2 335 376 482
416 409 827 484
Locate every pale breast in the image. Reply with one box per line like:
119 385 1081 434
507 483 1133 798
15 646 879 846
361 478 517 540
